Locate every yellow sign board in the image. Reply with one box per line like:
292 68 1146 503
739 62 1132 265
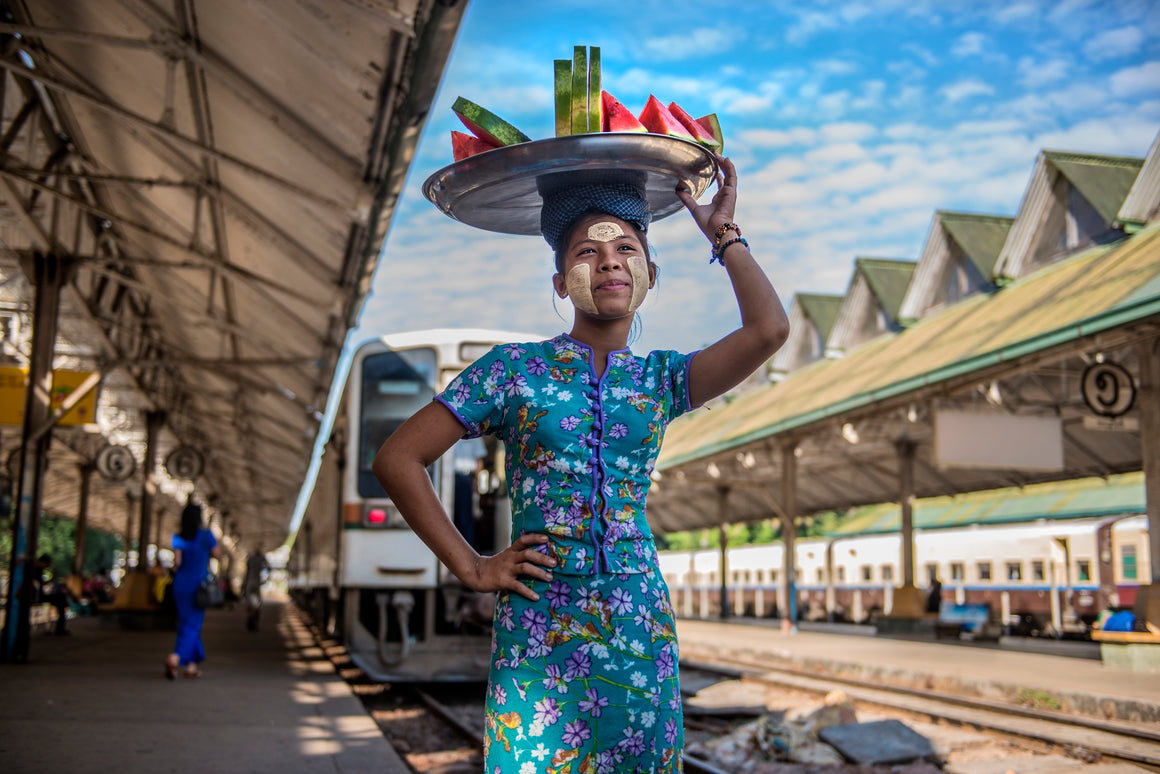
0 367 99 427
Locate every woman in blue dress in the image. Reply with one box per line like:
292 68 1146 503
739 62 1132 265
374 156 788 772
166 501 220 679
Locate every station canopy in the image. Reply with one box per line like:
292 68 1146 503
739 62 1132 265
649 223 1160 534
0 0 466 550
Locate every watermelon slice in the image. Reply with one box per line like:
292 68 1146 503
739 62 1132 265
587 47 602 133
668 102 721 150
638 95 695 140
601 91 646 133
452 96 530 147
451 130 500 161
570 46 588 135
554 59 571 137
695 113 724 151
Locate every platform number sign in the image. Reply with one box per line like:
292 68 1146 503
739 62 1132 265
1081 361 1135 418
95 445 137 482
165 447 204 480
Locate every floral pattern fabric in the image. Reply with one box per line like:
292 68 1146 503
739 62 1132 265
435 334 699 773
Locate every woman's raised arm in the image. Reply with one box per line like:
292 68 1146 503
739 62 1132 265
675 156 790 407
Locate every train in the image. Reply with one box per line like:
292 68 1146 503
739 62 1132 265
288 328 538 682
658 513 1151 637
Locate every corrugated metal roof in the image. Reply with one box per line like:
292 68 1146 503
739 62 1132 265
659 221 1160 467
825 472 1144 536
797 293 843 340
1047 151 1144 226
1118 131 1160 229
855 257 916 320
939 211 1013 279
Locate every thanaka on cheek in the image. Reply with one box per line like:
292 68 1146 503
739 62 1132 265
565 264 599 315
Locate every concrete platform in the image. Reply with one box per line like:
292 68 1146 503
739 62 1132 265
676 617 1160 726
0 600 407 774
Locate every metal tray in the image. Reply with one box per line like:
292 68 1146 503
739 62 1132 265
422 133 719 236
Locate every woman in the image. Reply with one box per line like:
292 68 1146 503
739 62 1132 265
166 501 220 679
374 156 788 772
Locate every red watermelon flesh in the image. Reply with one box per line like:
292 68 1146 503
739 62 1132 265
638 95 695 140
451 130 500 161
695 113 724 151
668 102 721 150
601 91 647 133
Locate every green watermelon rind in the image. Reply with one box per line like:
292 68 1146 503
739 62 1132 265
695 113 724 152
570 46 588 136
587 48 602 134
668 101 722 150
554 60 571 137
452 96 531 147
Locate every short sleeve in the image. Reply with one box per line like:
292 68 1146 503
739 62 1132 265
644 348 701 424
435 344 510 438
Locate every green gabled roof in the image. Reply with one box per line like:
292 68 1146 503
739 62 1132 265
854 257 916 319
659 221 1160 467
796 293 843 340
824 472 1145 536
938 211 1014 279
1046 151 1144 226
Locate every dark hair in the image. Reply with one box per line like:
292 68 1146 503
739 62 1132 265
180 502 203 541
553 214 652 273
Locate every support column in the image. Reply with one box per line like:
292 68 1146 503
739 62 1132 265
2 251 69 663
717 486 729 620
135 411 165 572
1136 336 1160 626
71 463 94 579
890 438 926 618
780 443 797 633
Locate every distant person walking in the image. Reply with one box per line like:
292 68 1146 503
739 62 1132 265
166 501 219 679
926 577 943 614
242 546 269 632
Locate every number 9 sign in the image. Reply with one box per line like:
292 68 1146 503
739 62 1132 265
1081 362 1135 418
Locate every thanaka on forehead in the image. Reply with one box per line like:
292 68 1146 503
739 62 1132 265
587 221 624 242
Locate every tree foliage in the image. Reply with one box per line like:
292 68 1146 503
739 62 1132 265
0 514 123 576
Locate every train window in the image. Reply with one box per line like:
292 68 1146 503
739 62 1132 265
708 572 716 583
880 564 893 582
816 568 824 583
837 567 846 583
1006 562 1022 581
1031 560 1045 581
1076 559 1091 581
756 570 765 583
1121 545 1138 581
357 347 438 498
977 562 992 581
951 562 964 581
770 570 779 582
861 565 872 582
744 570 753 584
924 563 938 583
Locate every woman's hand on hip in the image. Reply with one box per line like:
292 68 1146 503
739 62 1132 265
471 533 557 601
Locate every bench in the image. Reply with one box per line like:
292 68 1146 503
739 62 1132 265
935 602 999 640
1091 626 1160 672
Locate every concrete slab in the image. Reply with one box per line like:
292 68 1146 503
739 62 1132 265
0 600 407 774
819 719 936 764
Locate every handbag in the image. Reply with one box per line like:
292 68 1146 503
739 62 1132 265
194 575 223 609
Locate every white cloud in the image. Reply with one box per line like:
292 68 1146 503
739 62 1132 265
1017 57 1070 88
940 79 994 103
993 1 1039 25
640 28 738 62
951 31 989 58
1110 62 1160 97
1084 27 1145 62
735 127 817 148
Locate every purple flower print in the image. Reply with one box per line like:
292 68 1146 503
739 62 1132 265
618 727 646 757
664 717 680 745
578 687 609 717
564 650 591 680
545 578 572 609
532 696 561 726
527 355 548 375
656 643 675 680
609 587 634 615
453 382 471 403
561 719 591 747
496 601 515 631
502 343 526 359
559 415 580 431
608 422 628 439
503 373 527 396
541 663 565 694
520 608 548 639
489 359 505 379
492 684 507 706
465 365 483 384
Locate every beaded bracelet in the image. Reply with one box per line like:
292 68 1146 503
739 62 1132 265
713 222 741 243
710 236 749 264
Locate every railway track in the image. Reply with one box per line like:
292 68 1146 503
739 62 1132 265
680 648 1160 770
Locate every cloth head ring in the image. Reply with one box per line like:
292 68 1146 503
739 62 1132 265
539 170 651 254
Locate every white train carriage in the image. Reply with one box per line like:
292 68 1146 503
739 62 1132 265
660 514 1150 636
289 328 540 681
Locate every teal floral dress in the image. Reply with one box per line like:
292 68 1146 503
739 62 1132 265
436 334 699 774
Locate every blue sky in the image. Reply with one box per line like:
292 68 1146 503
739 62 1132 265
352 0 1160 357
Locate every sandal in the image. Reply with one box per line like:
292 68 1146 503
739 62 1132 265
165 654 179 681
183 666 202 678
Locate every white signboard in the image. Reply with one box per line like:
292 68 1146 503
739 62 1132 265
933 409 1064 471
